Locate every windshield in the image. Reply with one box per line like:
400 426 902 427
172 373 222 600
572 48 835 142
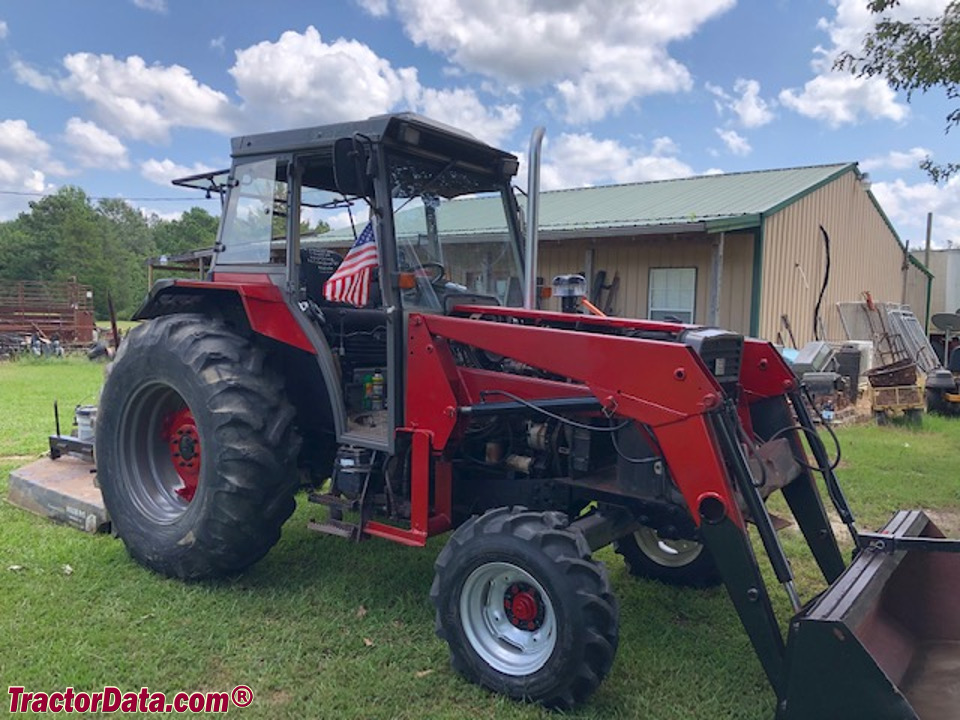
388 151 523 310
215 158 284 264
214 155 373 269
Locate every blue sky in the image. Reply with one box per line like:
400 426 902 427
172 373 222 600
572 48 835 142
0 0 957 247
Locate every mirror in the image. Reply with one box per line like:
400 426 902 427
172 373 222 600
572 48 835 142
334 137 374 197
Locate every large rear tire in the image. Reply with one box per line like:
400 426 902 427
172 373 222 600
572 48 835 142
95 314 300 580
615 526 722 588
431 507 618 710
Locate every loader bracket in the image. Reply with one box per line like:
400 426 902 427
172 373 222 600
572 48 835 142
857 532 960 554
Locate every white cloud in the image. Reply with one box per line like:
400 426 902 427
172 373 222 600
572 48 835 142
303 208 357 231
415 87 520 146
861 147 932 173
0 119 50 158
13 26 519 150
651 137 679 157
707 78 774 128
210 36 226 53
716 128 751 156
819 0 949 56
14 54 237 142
553 45 695 123
0 119 63 218
872 176 960 247
356 0 390 16
12 59 56 92
139 207 185 223
141 158 218 187
379 0 734 123
0 119 67 178
779 71 907 127
229 26 419 130
0 20 8 39
534 133 694 190
132 0 167 13
63 118 130 169
777 0 950 127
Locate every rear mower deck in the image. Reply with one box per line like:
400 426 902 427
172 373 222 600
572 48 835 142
7 456 109 533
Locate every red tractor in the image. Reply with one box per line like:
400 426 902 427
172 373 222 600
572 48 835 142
96 114 960 718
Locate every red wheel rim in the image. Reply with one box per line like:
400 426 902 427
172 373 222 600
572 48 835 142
162 406 201 502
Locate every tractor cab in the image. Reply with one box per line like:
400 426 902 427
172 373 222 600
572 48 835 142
157 114 526 452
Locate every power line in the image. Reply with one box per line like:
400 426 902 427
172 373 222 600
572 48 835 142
0 188 217 202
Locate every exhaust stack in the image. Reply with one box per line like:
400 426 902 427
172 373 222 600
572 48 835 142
523 126 545 310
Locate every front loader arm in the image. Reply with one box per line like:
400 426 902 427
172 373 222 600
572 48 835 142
409 312 747 531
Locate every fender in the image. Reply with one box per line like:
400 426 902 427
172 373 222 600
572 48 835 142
134 276 354 442
133 276 315 354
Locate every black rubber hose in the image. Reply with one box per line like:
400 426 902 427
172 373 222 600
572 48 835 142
813 225 831 340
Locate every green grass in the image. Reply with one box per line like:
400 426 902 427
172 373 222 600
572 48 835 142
1 359 958 719
0 356 105 457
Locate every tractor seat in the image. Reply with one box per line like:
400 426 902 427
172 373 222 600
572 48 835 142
300 247 343 304
301 246 382 307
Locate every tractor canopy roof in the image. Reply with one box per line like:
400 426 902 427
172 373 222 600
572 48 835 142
229 113 519 179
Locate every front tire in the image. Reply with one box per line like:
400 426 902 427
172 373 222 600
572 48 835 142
431 507 618 709
615 526 722 588
95 314 300 580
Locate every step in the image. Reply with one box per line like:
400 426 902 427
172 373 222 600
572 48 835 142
307 518 359 540
307 492 359 512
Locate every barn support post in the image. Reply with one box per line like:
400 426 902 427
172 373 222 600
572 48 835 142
709 231 725 326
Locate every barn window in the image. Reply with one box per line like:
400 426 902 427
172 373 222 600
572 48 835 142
648 267 697 323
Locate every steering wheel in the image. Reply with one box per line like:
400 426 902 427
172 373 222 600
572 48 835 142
418 261 446 285
399 261 447 310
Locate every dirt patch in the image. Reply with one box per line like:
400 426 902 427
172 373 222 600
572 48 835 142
923 509 960 537
264 690 292 706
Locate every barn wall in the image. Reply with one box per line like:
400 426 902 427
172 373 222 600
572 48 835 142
537 231 754 333
719 232 755 334
759 171 924 344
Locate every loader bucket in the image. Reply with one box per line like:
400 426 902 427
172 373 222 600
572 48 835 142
779 511 960 720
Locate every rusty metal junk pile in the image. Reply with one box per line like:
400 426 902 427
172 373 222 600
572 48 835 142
0 280 96 356
836 297 944 421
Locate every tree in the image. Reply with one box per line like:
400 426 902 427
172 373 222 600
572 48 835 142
0 188 158 318
835 0 960 182
151 207 219 256
97 198 156 315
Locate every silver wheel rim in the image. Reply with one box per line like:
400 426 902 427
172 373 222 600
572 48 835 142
634 527 704 568
117 382 195 524
460 561 556 676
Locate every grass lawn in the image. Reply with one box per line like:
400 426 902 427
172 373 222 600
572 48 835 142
1 356 958 719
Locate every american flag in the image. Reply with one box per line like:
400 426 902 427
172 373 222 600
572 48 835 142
323 222 379 306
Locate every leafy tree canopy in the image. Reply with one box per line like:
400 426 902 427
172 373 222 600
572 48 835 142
835 0 960 182
0 188 220 318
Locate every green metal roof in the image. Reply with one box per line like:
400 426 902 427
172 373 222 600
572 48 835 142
313 162 858 243
535 162 855 235
405 162 856 236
